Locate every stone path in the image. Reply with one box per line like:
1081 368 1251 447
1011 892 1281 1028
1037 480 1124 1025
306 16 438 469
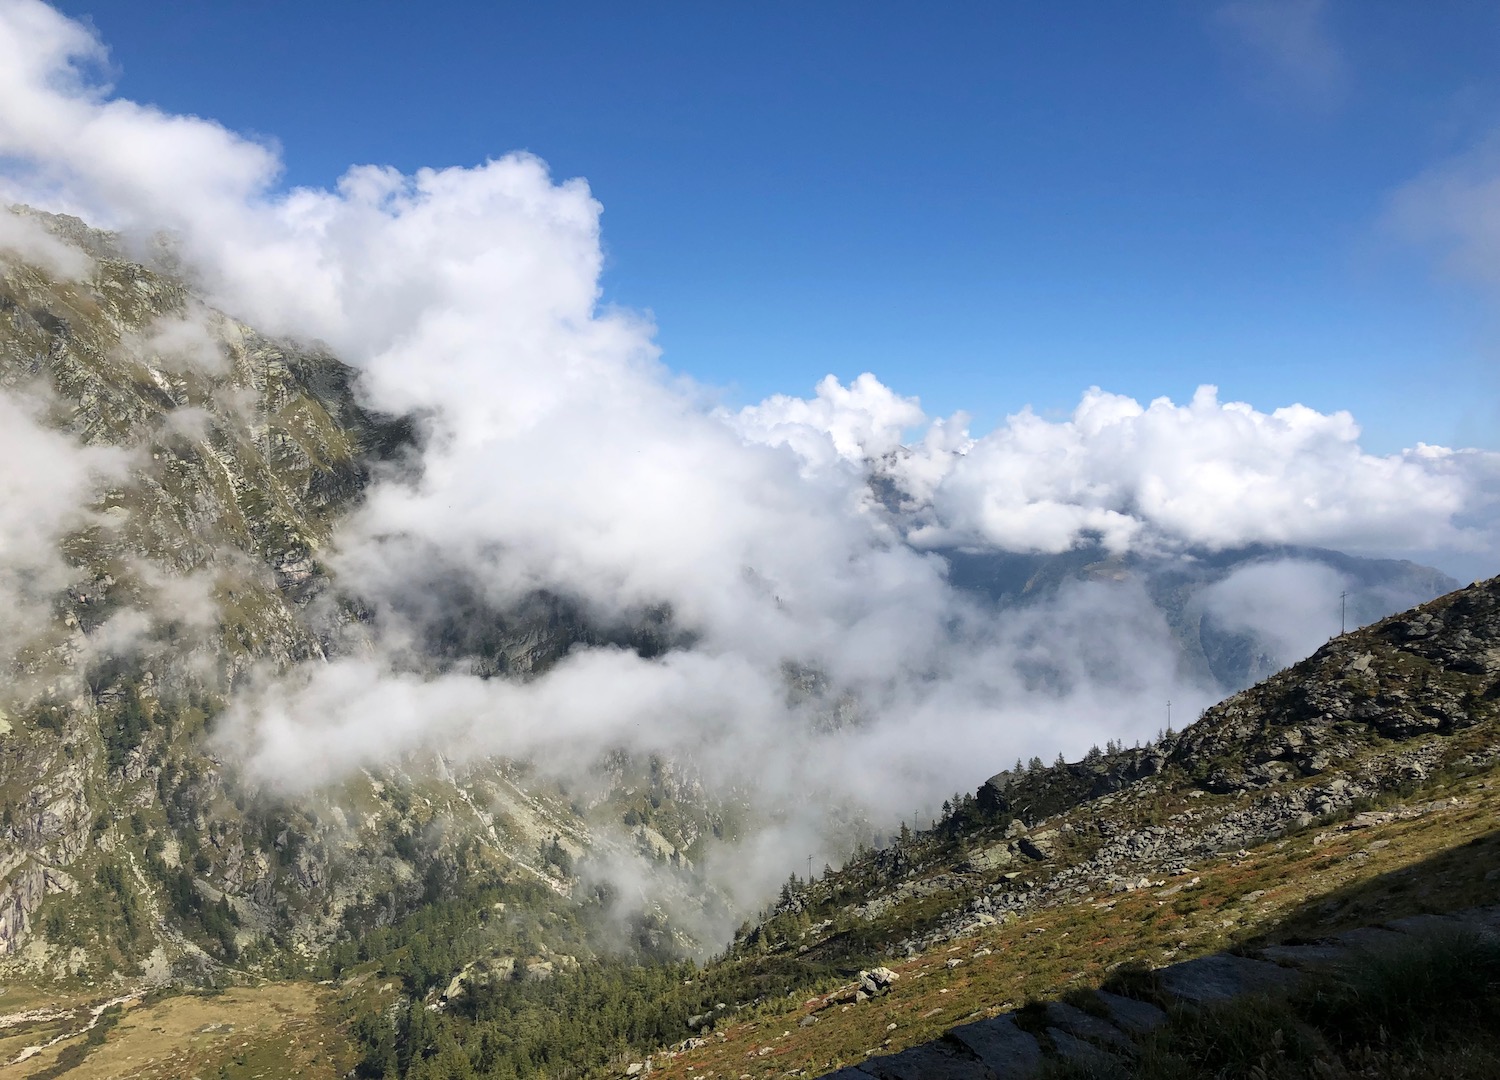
814 904 1500 1080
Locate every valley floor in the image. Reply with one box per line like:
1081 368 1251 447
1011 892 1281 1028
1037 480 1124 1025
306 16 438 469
0 983 352 1080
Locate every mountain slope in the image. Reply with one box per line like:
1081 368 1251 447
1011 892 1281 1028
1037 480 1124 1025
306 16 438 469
0 210 652 982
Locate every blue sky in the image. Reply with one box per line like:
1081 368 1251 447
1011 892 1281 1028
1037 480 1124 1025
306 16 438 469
52 0 1500 452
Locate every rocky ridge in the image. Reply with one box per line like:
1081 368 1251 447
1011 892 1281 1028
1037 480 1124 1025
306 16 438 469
874 574 1500 955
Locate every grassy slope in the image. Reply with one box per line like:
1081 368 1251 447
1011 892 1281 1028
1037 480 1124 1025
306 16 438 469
642 762 1500 1079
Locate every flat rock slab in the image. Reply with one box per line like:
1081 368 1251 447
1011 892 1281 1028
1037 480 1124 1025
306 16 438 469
1157 953 1299 1004
1044 1001 1132 1049
859 1043 996 1080
1095 991 1167 1035
1452 906 1500 939
1258 943 1349 969
1048 1027 1118 1068
1386 913 1465 936
948 1014 1044 1079
1329 927 1407 953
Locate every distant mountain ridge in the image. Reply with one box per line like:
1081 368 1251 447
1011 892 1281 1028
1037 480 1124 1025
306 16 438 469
938 542 1458 691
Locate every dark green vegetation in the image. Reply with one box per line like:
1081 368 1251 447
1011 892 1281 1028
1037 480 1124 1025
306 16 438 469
325 864 861 1079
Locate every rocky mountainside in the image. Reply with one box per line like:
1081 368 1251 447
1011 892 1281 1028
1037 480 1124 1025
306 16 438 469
0 209 734 985
762 574 1499 961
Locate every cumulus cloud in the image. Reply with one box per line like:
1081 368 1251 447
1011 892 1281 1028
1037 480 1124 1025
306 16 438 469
730 372 927 473
910 385 1495 558
734 376 1497 562
0 0 1492 928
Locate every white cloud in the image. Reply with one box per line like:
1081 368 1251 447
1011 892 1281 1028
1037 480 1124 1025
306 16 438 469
0 388 129 660
1382 132 1500 550
730 372 927 472
910 385 1495 558
1197 558 1350 663
742 377 1497 561
0 205 92 278
120 306 231 375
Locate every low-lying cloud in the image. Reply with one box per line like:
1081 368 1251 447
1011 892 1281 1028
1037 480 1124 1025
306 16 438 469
0 388 129 665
